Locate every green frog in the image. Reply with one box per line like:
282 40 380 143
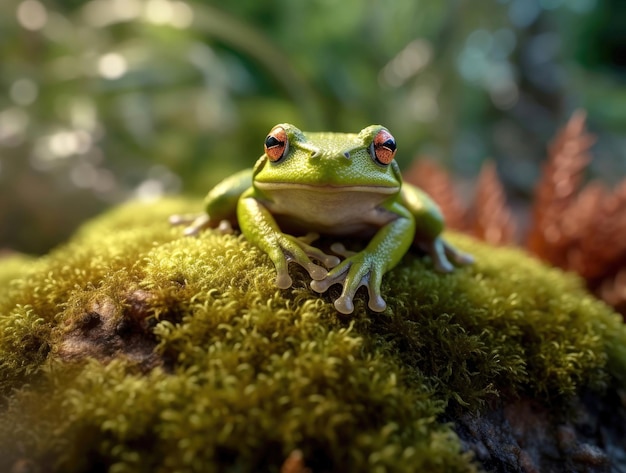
171 123 472 314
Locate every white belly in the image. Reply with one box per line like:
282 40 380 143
260 185 399 236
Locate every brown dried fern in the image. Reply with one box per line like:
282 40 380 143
597 267 626 317
470 161 517 245
280 450 311 473
404 158 468 232
525 114 626 314
526 110 595 265
585 182 626 275
560 181 608 275
581 180 626 313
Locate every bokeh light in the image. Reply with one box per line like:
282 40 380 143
16 0 48 31
98 53 128 79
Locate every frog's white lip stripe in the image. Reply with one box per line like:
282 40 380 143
255 182 400 194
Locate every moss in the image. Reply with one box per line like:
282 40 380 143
0 254 33 289
0 198 625 472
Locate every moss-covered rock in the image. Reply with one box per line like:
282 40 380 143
0 198 625 472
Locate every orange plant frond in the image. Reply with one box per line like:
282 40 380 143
597 268 626 317
404 157 468 231
526 110 596 265
577 179 626 280
280 450 311 473
470 161 517 245
560 181 608 275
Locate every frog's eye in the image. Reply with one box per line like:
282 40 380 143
370 129 397 165
264 126 289 162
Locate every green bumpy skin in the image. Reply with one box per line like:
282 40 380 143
172 123 472 314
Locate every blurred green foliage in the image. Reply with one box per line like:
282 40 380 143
0 0 624 253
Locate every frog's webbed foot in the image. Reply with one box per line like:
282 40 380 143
271 233 341 289
295 233 342 269
310 253 386 315
419 237 474 273
169 214 233 236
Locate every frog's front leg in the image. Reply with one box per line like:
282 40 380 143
311 205 415 315
237 193 340 289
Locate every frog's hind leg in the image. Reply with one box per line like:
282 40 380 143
169 213 202 226
169 214 215 236
442 240 474 266
419 237 473 273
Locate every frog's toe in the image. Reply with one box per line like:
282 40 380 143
443 241 474 266
329 242 358 259
312 252 341 270
169 214 193 225
183 226 201 237
310 262 349 293
216 220 234 234
269 251 294 289
304 262 328 281
275 269 293 289
297 232 320 245
334 295 355 315
368 296 386 312
335 276 388 313
311 275 337 293
283 254 327 281
170 213 208 235
178 214 213 236
453 252 474 266
290 235 341 269
420 238 455 273
365 272 387 312
434 258 455 273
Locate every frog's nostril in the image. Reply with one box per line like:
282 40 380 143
343 151 350 159
310 149 322 159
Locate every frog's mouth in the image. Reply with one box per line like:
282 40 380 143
255 182 400 194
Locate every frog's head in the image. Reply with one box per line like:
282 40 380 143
252 123 402 194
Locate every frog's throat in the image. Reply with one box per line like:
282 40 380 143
255 182 400 195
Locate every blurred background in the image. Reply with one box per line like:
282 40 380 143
1 0 625 255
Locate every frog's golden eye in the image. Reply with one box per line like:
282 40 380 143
264 126 288 162
370 129 396 165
